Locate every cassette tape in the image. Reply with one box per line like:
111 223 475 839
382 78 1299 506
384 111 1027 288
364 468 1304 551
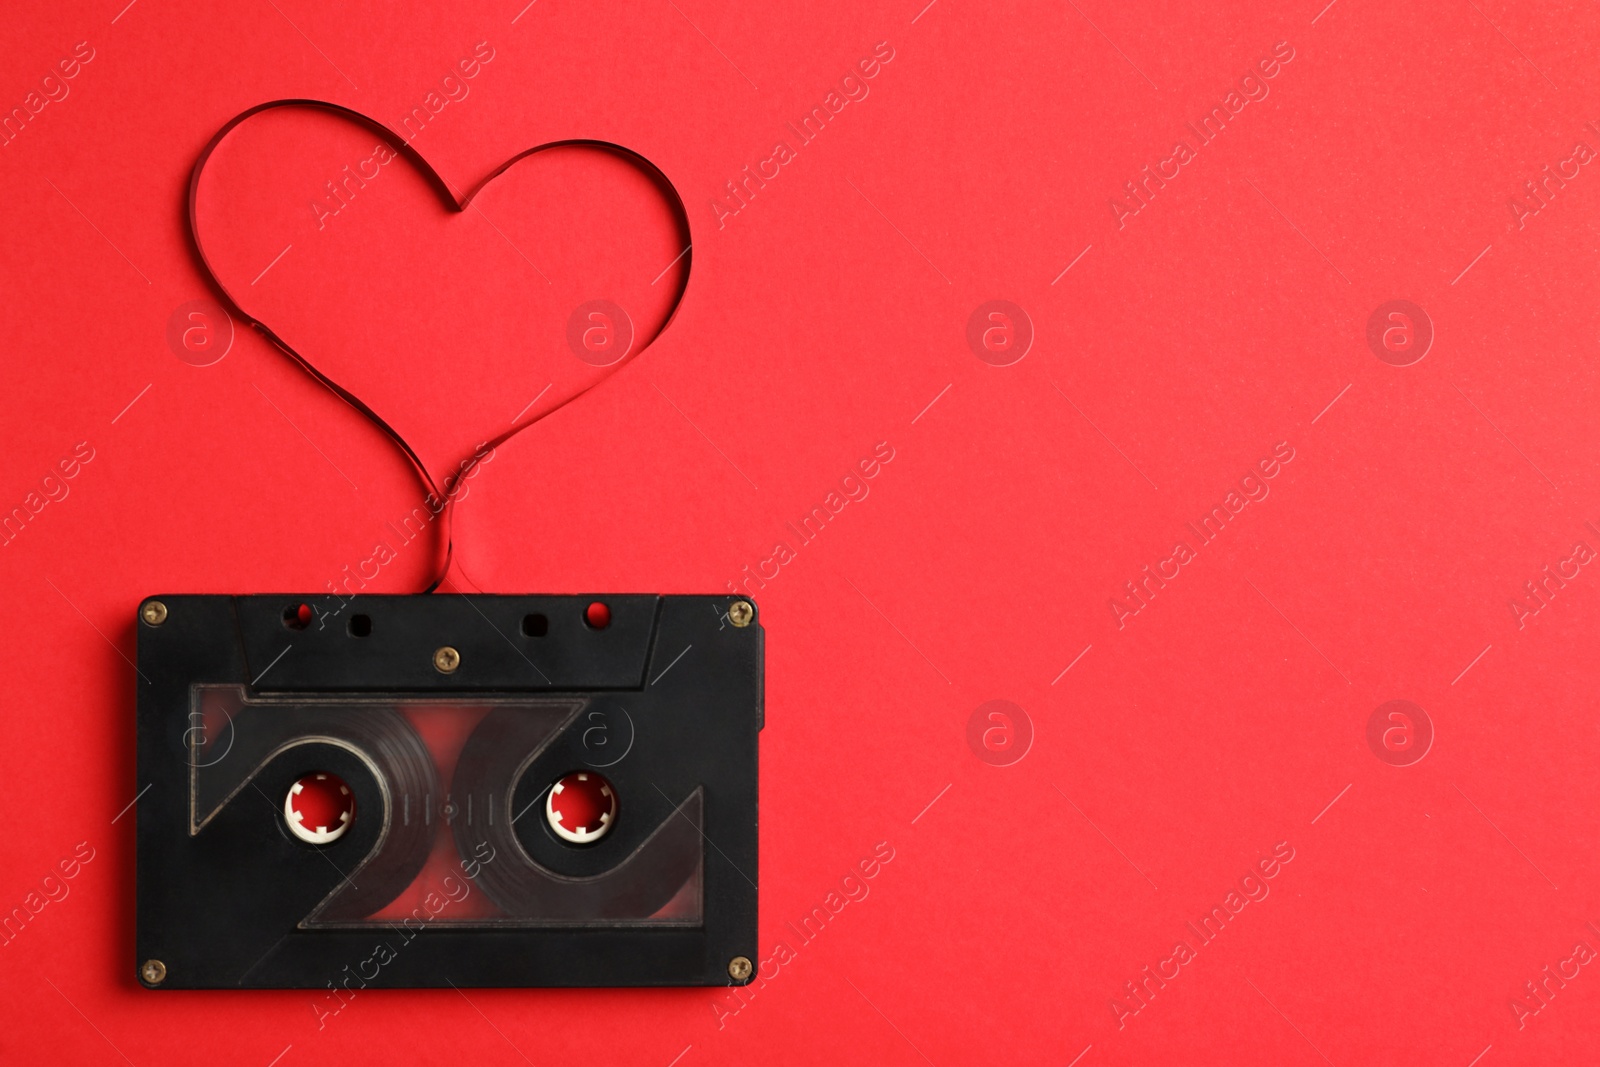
134 594 762 989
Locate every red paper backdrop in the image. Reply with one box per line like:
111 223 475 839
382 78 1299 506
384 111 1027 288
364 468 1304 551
2 0 1599 1064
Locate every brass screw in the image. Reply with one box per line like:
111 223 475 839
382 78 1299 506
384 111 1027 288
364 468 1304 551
433 646 461 674
728 601 754 628
141 600 168 626
140 959 167 986
728 956 754 982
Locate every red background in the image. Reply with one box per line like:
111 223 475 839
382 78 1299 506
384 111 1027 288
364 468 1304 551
3 0 1599 1063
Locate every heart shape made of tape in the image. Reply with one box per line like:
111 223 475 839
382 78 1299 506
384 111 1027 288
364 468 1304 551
189 100 692 588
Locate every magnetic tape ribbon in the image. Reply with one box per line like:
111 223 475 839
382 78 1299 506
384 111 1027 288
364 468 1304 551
187 100 692 592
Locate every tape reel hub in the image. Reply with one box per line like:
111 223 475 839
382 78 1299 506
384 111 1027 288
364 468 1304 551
546 771 617 844
283 772 355 845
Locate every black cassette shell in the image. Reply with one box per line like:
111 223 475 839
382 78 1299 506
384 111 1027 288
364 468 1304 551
134 594 761 989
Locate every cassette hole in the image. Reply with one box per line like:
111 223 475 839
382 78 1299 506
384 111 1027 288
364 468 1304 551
546 771 617 844
284 772 355 844
584 601 611 630
281 602 312 630
521 612 548 637
347 613 372 637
